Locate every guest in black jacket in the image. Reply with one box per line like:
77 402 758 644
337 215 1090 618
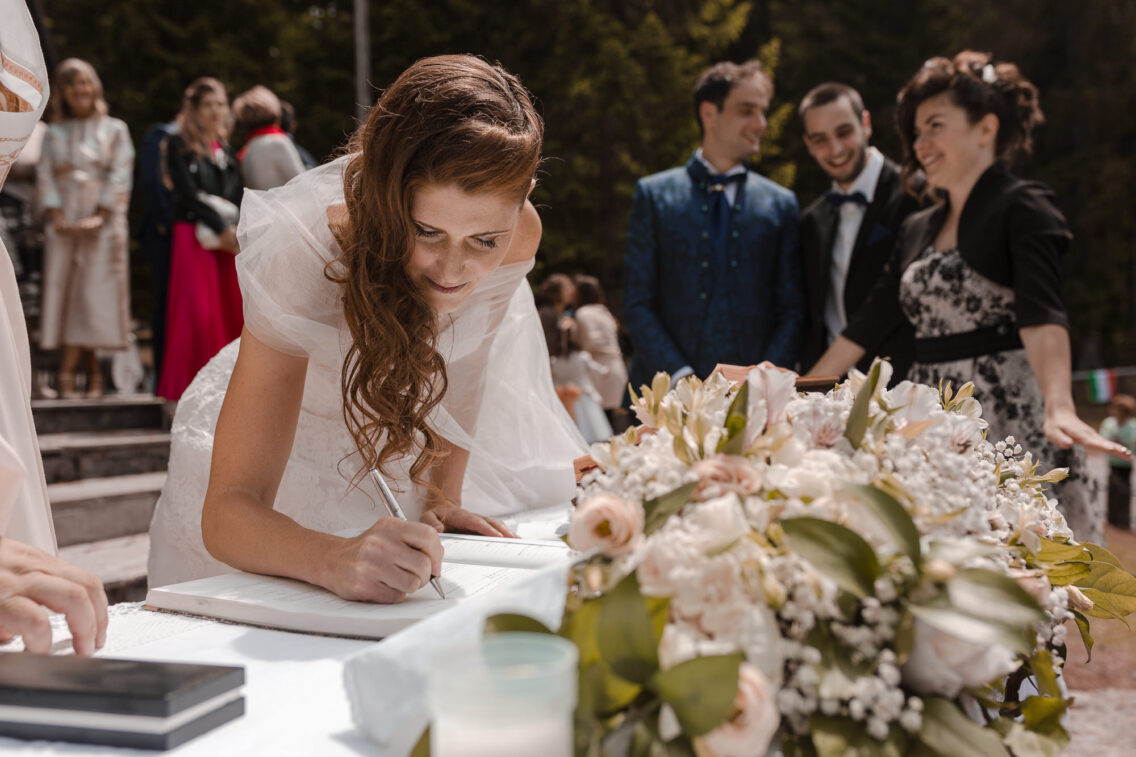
807 51 1128 544
158 77 244 401
798 82 923 382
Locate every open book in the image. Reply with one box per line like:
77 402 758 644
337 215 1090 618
144 535 572 640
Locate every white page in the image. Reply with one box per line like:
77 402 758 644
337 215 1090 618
145 562 540 640
439 533 571 569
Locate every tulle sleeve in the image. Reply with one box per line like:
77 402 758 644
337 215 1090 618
429 260 587 515
235 159 349 358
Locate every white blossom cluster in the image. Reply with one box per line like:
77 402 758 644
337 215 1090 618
573 361 1078 746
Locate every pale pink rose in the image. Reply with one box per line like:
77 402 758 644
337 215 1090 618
692 456 763 502
701 663 780 757
568 492 644 556
636 545 673 597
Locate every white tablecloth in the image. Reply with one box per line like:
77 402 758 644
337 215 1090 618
0 603 380 755
0 506 573 755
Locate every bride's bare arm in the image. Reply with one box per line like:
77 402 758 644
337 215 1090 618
200 328 443 603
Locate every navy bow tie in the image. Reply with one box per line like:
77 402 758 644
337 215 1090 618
707 173 745 192
825 190 868 209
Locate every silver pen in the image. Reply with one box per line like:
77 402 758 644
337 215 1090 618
367 467 446 599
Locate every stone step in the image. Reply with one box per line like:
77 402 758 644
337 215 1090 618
58 533 150 604
48 471 166 548
32 394 168 435
38 429 171 484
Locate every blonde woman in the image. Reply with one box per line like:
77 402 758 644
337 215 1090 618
157 77 243 401
36 58 134 398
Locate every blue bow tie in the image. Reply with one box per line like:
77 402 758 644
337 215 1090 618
825 190 868 209
706 173 745 192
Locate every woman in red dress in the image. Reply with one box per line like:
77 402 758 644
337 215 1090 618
157 77 244 400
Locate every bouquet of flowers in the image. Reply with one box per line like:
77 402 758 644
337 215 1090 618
489 360 1136 757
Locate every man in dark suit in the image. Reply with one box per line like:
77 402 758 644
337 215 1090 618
798 82 920 381
624 60 804 393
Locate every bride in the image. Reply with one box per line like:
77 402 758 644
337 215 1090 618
148 56 585 601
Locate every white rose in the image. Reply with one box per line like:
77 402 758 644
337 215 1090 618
684 494 749 554
700 663 781 757
900 618 1019 697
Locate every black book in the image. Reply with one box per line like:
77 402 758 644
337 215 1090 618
0 652 245 751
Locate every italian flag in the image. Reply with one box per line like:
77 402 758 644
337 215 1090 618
1087 369 1116 404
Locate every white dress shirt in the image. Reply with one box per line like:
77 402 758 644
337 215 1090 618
824 146 884 345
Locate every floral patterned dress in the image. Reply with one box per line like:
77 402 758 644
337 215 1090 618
899 246 1102 543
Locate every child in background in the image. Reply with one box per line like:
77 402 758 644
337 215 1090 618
1101 394 1136 528
541 306 613 444
568 275 628 427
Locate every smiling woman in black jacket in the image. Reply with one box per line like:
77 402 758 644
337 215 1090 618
808 51 1128 543
158 77 244 401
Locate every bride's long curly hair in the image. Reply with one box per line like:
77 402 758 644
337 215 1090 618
331 55 543 492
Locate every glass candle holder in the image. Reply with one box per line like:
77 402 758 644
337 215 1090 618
426 632 578 757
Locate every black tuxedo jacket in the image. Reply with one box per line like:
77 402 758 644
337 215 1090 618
798 157 922 380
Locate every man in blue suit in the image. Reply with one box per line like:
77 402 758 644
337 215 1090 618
623 60 804 394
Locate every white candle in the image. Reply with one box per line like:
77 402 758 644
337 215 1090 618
432 714 572 757
427 633 578 757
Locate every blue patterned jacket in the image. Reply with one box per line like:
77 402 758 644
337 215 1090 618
623 153 805 392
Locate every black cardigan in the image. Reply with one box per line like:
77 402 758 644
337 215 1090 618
843 164 1072 355
166 133 244 234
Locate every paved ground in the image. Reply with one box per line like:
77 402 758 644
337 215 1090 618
1063 525 1136 755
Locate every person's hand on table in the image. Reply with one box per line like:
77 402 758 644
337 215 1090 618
712 363 755 384
1045 405 1135 461
325 519 443 603
421 495 515 538
574 454 598 482
0 537 108 656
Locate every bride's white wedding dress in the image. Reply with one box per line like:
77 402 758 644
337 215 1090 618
148 158 586 587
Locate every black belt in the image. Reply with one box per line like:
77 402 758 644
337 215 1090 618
915 324 1022 364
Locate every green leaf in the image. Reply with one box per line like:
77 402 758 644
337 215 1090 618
809 715 852 757
562 599 641 717
718 380 749 455
1001 720 1067 757
580 659 640 719
1085 543 1123 568
1076 560 1136 619
782 517 880 597
1071 609 1094 662
409 726 429 757
846 483 921 565
1034 537 1088 563
918 697 1006 757
1029 649 1062 699
597 571 660 684
946 568 1046 630
653 652 743 737
845 361 882 448
1021 696 1068 734
643 481 699 535
894 609 916 664
484 613 553 636
908 603 1033 655
1043 561 1091 586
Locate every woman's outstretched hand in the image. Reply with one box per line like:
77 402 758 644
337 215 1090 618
324 519 443 604
1045 406 1134 460
421 497 515 538
0 538 108 656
